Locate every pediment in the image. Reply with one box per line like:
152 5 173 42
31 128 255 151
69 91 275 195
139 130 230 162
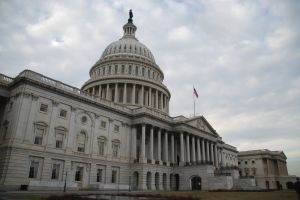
185 116 218 136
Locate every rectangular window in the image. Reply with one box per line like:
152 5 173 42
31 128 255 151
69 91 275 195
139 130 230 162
100 121 106 129
40 103 48 112
28 161 39 178
34 128 44 145
112 143 119 158
114 125 119 132
99 141 105 155
109 66 112 74
77 144 85 152
75 167 83 181
111 170 117 183
121 65 125 74
56 133 63 149
77 132 85 152
59 109 67 118
129 65 132 74
115 65 118 73
51 164 60 180
97 169 102 182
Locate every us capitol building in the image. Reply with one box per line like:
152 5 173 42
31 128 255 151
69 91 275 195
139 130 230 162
0 11 293 191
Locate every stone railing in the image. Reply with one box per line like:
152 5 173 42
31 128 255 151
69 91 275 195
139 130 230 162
0 73 13 85
17 70 132 113
132 106 172 121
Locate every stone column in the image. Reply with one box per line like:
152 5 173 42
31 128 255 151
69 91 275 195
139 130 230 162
197 138 201 162
149 88 152 107
131 126 137 159
157 128 161 163
150 126 154 162
66 107 76 153
214 144 218 168
191 136 196 163
220 148 224 167
140 85 144 106
180 132 185 164
123 83 127 104
201 138 206 162
206 140 210 162
186 134 190 163
99 85 102 98
171 134 175 163
164 95 167 111
106 84 109 100
211 143 214 166
160 92 163 110
156 90 158 109
164 131 168 163
114 83 118 103
140 124 146 163
132 84 136 104
46 100 59 147
92 87 95 95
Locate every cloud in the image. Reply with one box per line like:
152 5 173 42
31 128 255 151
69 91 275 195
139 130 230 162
0 0 300 176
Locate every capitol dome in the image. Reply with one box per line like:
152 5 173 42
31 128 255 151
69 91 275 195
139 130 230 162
82 11 170 114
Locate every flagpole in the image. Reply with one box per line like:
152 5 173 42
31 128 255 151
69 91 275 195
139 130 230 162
193 85 195 117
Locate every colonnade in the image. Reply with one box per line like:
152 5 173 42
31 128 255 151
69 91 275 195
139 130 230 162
86 83 169 113
132 124 225 168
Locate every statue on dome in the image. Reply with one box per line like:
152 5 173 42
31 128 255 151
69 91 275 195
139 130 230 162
128 9 133 23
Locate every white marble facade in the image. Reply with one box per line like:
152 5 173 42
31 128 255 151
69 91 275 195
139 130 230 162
0 14 240 191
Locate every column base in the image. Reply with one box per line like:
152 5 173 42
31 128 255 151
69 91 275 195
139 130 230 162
179 162 185 166
139 157 147 164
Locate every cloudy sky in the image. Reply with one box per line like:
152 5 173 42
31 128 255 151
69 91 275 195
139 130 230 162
1 0 299 176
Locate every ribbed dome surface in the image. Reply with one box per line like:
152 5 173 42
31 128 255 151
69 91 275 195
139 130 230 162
100 38 156 64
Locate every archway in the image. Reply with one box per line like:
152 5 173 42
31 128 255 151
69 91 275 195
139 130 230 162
175 174 180 191
155 172 160 190
146 172 151 190
132 171 139 190
191 176 201 190
163 173 167 190
170 174 174 190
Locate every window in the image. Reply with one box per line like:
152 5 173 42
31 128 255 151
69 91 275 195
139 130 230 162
77 131 86 152
128 65 132 74
109 66 112 74
252 168 257 176
81 116 87 124
121 65 125 74
40 103 48 112
55 133 64 148
100 121 106 129
112 141 120 158
245 161 248 164
142 68 145 76
75 167 83 181
238 161 240 165
114 125 119 132
252 160 255 164
59 109 67 118
99 141 105 155
29 161 39 178
135 66 138 75
97 169 103 182
51 164 60 180
115 65 118 74
111 170 117 183
34 126 45 145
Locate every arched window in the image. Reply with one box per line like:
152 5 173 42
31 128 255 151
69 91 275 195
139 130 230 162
77 131 86 152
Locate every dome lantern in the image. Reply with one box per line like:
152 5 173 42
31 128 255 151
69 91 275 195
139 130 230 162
123 9 137 39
